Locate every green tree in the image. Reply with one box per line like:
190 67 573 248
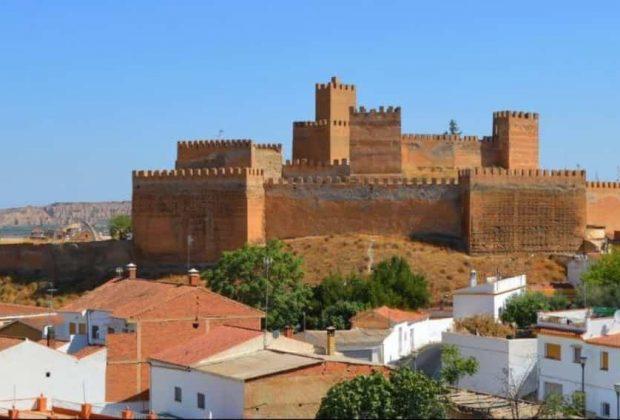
500 291 569 329
316 368 447 419
579 250 620 307
444 119 462 135
316 372 394 419
205 240 311 330
320 300 368 330
440 344 479 387
368 257 430 310
539 391 584 418
108 215 132 240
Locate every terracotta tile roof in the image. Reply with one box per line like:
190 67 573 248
61 278 263 320
370 306 428 324
536 328 583 339
151 325 262 366
70 345 106 359
0 336 25 351
14 315 64 331
0 303 50 317
586 333 620 348
35 338 68 350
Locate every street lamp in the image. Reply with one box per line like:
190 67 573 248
614 383 620 420
580 356 587 417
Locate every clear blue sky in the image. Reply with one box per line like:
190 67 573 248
1 1 618 208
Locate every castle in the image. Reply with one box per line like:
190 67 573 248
132 77 620 264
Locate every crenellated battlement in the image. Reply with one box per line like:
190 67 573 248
402 134 492 143
253 143 282 152
350 106 401 116
293 120 348 127
458 168 586 179
587 181 620 189
266 175 459 186
315 76 355 91
493 111 539 120
284 158 349 167
133 167 264 180
178 139 253 149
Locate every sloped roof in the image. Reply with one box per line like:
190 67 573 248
151 325 262 366
372 306 428 323
7 315 65 332
296 328 391 349
586 333 620 348
0 336 24 351
0 303 50 318
61 278 263 320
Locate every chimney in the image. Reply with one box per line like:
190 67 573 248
126 263 137 280
188 268 200 286
80 403 92 419
469 270 477 287
35 394 48 412
326 326 336 356
284 325 293 338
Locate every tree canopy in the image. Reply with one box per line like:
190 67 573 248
316 368 447 419
108 215 131 240
205 240 311 330
440 344 479 387
579 250 620 307
500 291 570 329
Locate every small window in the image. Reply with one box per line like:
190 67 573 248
545 343 561 361
601 402 611 417
78 323 87 335
572 346 582 363
197 392 205 410
601 351 609 371
174 386 182 402
69 322 77 335
92 325 100 340
107 327 115 334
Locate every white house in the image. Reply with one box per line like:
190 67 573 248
297 306 453 364
442 331 538 398
453 272 526 320
537 309 620 418
0 337 106 410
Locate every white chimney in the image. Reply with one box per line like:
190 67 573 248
126 263 137 280
469 270 477 287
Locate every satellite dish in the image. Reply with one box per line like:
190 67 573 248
614 310 620 323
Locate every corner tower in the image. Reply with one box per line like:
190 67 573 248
292 77 356 163
493 111 539 169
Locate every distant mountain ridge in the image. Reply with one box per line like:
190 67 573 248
0 201 131 227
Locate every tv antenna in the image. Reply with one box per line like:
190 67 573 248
216 129 224 139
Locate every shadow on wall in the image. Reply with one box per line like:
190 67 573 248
409 232 465 251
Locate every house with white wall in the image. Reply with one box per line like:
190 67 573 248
297 306 452 364
453 272 526 320
0 337 106 410
537 308 620 418
442 331 538 398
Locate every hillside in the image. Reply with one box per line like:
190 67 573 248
283 234 568 304
0 201 131 228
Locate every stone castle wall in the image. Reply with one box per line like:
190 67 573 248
264 177 461 240
586 182 620 236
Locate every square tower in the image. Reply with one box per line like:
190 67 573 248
315 76 357 122
493 111 539 169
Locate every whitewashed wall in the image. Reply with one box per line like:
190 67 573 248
150 362 244 419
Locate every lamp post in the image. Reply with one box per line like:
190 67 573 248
614 383 620 420
580 355 587 418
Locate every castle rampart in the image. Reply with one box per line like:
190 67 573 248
131 76 620 266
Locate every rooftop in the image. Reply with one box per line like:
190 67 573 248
61 277 263 320
586 332 620 348
350 306 429 328
297 328 392 349
194 350 321 380
453 274 526 296
0 303 51 319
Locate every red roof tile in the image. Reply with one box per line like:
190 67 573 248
536 328 583 339
370 306 429 324
0 336 25 351
586 333 620 348
71 345 105 359
61 278 263 320
0 303 50 317
151 325 262 366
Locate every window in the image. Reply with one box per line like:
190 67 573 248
572 346 582 363
545 343 561 361
92 325 100 340
197 392 205 410
601 351 609 371
107 327 115 334
69 322 77 335
174 386 182 403
78 323 87 335
601 402 611 417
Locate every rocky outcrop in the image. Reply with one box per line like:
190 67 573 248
0 202 130 227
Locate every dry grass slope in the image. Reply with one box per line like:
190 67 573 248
283 234 567 304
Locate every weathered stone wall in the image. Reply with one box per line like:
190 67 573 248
315 77 356 122
0 240 132 284
493 111 539 169
349 107 402 174
292 121 332 163
282 159 350 179
462 169 587 254
264 177 461 240
176 140 254 169
132 168 265 264
251 144 283 180
586 182 620 236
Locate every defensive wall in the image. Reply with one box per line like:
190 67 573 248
130 76 620 266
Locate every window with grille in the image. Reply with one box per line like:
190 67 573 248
572 346 582 363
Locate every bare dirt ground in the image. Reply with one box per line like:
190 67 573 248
283 234 568 304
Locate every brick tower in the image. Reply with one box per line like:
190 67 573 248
292 77 356 163
492 111 539 169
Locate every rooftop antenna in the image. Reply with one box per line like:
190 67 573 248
46 281 58 347
216 129 224 139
